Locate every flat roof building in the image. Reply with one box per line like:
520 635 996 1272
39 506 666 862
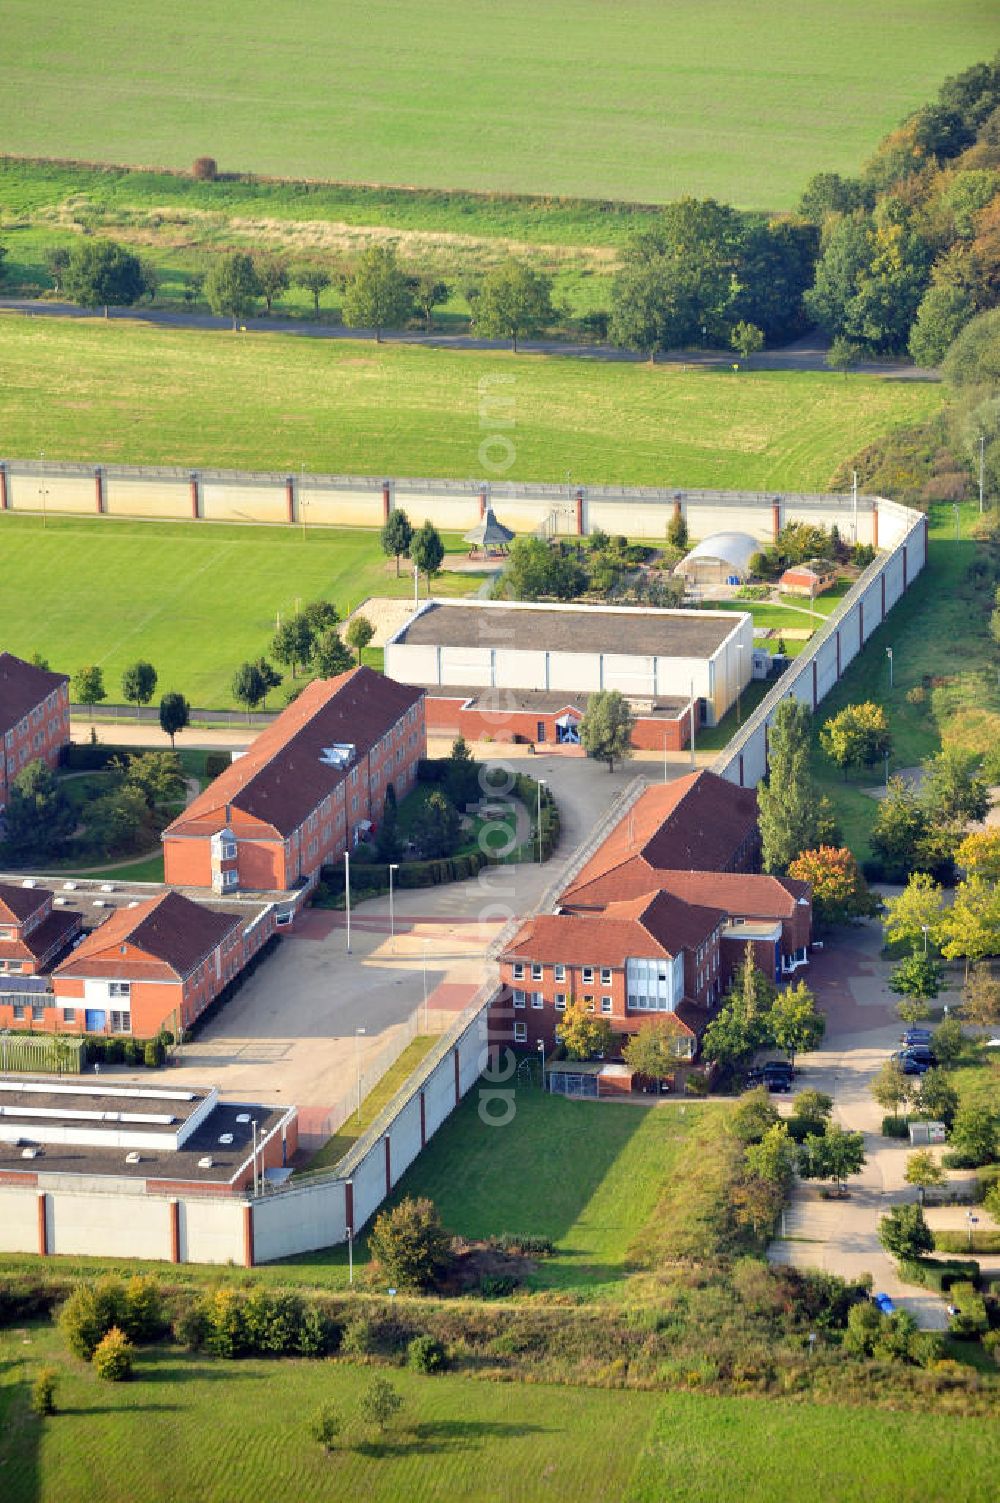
384 599 752 746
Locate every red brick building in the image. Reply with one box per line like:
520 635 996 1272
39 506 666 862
48 890 274 1040
501 891 726 1056
0 885 81 1013
423 689 692 752
0 653 71 809
163 667 425 895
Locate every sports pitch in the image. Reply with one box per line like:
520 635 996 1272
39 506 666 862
3 1 995 207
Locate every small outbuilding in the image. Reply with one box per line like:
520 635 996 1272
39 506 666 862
779 560 838 597
545 1060 635 1099
674 531 758 586
463 507 515 558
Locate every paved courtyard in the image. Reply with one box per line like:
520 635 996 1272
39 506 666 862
766 921 995 1329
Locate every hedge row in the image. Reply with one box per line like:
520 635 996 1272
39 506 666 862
899 1255 982 1293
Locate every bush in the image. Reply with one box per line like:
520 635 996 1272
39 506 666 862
899 1256 980 1293
31 1367 58 1416
122 1040 141 1067
192 156 218 181
882 1115 910 1138
311 1403 341 1452
103 1038 125 1065
358 1376 403 1433
340 1316 377 1357
64 743 120 771
58 1279 124 1361
121 1276 164 1343
948 1281 989 1338
492 1233 555 1258
407 1333 447 1373
143 1038 165 1069
480 1274 518 1298
92 1327 133 1382
368 1196 452 1290
174 1300 209 1351
205 752 232 779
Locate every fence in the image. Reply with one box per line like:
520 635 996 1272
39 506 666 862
714 496 927 788
1 456 898 549
0 1032 86 1073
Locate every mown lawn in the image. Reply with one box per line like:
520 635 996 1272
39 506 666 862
0 512 469 707
0 316 941 489
0 2 992 206
352 1089 716 1294
628 1392 999 1503
0 1325 658 1503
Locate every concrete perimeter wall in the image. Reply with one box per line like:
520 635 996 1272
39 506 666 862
0 459 893 546
714 497 927 788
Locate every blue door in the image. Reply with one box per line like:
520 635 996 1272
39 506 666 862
85 1009 106 1031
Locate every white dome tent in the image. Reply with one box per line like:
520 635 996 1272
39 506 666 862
673 531 758 586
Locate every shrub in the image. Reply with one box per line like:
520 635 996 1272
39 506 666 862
948 1281 989 1338
879 1204 934 1262
92 1327 133 1381
480 1274 517 1298
174 1300 209 1351
58 1278 125 1361
311 1403 342 1452
205 752 231 779
204 1288 247 1359
31 1367 58 1415
297 1304 336 1357
368 1196 452 1290
143 1038 165 1069
882 1115 910 1138
340 1316 377 1356
899 1256 980 1293
121 1276 164 1343
122 1040 141 1067
358 1377 403 1433
407 1334 447 1373
103 1038 125 1065
192 156 218 181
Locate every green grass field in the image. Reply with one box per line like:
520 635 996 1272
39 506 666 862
1 3 994 206
809 504 1000 858
0 515 473 706
342 1089 713 1295
2 1325 996 1503
0 316 941 487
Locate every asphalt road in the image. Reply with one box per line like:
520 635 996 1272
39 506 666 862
0 297 937 379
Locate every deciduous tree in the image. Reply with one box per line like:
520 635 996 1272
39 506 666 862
758 699 824 873
820 701 892 776
64 239 145 316
342 246 413 341
294 264 331 315
558 999 614 1061
121 660 157 716
73 665 106 714
730 320 764 363
937 877 1000 976
411 789 460 859
915 1068 959 1128
955 830 1000 881
889 953 943 1004
767 981 826 1064
409 274 450 331
921 747 990 827
381 509 414 576
799 1123 866 1194
232 661 268 719
879 1203 934 1260
787 845 879 926
410 519 445 588
271 616 315 678
158 692 189 748
204 252 261 328
870 1060 912 1121
580 689 635 773
367 1196 451 1290
2 760 75 858
962 964 1000 1027
622 1016 690 1083
314 629 354 678
904 1150 945 1205
882 872 945 951
473 259 554 352
345 614 375 664
253 255 290 314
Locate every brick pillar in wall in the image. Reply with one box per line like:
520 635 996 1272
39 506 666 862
242 1202 254 1268
95 467 105 514
871 502 879 550
190 473 200 520
169 1199 181 1263
37 1192 48 1256
0 462 8 511
772 500 781 541
285 477 294 524
576 488 585 535
382 482 391 524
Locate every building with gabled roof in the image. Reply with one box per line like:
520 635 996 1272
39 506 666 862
163 666 425 894
0 882 81 978
49 890 270 1040
0 652 71 810
500 889 727 1055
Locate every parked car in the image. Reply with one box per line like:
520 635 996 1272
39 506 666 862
762 1060 794 1078
901 1029 932 1047
763 1062 794 1093
891 1050 933 1076
872 1292 896 1315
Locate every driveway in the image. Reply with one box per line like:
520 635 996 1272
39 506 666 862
767 921 968 1330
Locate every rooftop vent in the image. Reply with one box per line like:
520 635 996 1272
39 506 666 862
53 897 67 907
93 900 107 908
62 882 78 891
235 1113 251 1124
318 743 355 769
100 883 115 893
125 1151 141 1165
197 1156 214 1169
21 1146 40 1159
21 879 36 889
218 1132 234 1145
127 901 141 909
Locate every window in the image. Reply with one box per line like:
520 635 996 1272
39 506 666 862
8 961 22 974
601 996 613 1014
514 1021 527 1043
600 967 612 986
221 841 236 860
582 966 594 984
531 992 544 1009
585 997 595 1012
108 982 130 998
110 1010 131 1034
512 962 524 980
530 963 542 981
554 964 565 982
62 1008 76 1024
513 989 525 1008
554 994 566 1010
222 869 238 890
30 1003 45 1022
12 1003 25 1021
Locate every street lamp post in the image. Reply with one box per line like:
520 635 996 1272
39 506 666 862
344 849 352 955
886 646 893 690
355 1027 366 1116
300 463 307 540
388 862 399 951
537 1037 546 1092
979 435 985 514
252 1120 259 1198
536 779 546 864
413 563 419 606
884 749 890 788
921 925 929 957
735 643 744 725
688 678 696 769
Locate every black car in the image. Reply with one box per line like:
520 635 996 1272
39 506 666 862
902 1029 933 1048
762 1061 794 1093
891 1049 933 1076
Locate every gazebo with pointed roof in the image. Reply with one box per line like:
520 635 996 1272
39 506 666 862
463 507 516 557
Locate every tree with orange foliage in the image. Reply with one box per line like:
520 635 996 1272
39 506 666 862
787 846 880 928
